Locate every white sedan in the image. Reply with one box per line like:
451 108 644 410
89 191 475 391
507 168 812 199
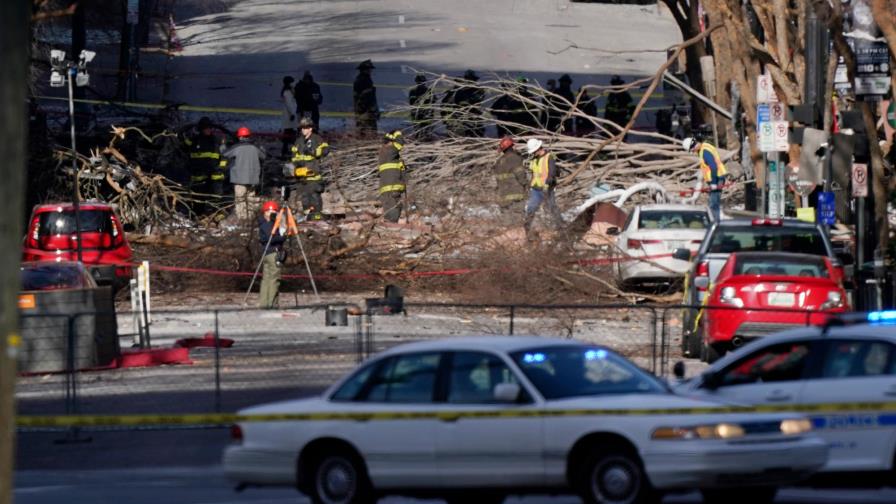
223 337 827 504
612 204 711 288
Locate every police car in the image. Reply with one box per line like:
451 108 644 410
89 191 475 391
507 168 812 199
224 337 827 503
675 311 896 484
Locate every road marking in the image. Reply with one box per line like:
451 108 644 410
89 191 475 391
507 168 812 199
399 39 406 48
398 15 405 24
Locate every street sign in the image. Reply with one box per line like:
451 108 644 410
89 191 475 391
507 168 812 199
756 74 778 103
853 38 891 98
768 160 785 218
887 101 896 128
770 103 786 121
817 191 836 225
852 163 868 197
772 121 789 151
758 120 774 152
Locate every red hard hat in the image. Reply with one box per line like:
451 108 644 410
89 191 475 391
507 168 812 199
498 136 514 152
237 126 251 138
261 200 279 213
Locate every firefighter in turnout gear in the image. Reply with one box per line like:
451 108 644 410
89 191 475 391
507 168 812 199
184 116 226 213
377 130 407 222
492 137 528 211
289 117 330 220
353 59 379 135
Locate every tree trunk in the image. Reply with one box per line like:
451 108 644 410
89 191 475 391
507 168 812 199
0 1 29 503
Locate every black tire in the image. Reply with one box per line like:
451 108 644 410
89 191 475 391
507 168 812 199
701 486 777 504
309 450 375 504
575 449 660 504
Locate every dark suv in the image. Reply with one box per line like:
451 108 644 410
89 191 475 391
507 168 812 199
676 218 839 358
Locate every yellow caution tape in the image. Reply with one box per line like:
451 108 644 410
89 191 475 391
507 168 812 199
16 401 896 428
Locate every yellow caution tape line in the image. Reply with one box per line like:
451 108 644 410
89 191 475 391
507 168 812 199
17 402 896 427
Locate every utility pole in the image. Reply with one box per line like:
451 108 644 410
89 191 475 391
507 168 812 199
0 2 29 503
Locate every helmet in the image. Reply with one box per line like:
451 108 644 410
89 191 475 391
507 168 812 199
526 138 543 155
282 75 294 85
236 126 251 138
610 75 624 85
463 69 479 81
385 130 402 141
559 73 572 84
198 116 212 129
298 117 314 129
357 59 375 70
515 76 529 84
414 73 426 84
261 201 279 214
498 136 514 152
682 137 697 152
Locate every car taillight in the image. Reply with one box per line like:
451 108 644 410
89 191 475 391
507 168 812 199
821 290 844 310
696 261 709 291
28 217 40 247
751 218 783 226
719 285 744 308
628 238 662 249
230 424 243 442
691 240 702 245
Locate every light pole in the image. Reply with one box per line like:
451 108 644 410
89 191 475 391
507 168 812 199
49 48 95 263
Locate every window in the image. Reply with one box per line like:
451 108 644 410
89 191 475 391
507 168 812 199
718 343 810 387
331 361 377 401
359 352 441 403
821 340 894 378
447 352 519 404
708 227 827 256
638 210 709 230
38 210 113 236
734 255 829 278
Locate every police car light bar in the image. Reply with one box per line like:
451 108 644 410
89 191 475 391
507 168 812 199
868 311 896 324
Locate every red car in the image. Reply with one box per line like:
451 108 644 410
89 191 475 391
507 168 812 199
698 251 849 362
22 202 133 287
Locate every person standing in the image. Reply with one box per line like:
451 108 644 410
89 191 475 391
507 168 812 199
604 75 635 128
492 136 528 210
575 88 598 137
556 74 575 134
408 73 434 138
280 76 297 158
377 130 407 222
295 71 323 132
353 59 379 134
451 69 485 137
257 200 286 309
183 116 224 213
524 139 564 234
223 126 266 221
683 137 728 221
290 117 330 220
491 82 524 136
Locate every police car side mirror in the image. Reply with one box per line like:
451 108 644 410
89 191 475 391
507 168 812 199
672 248 691 261
672 361 686 380
606 227 620 236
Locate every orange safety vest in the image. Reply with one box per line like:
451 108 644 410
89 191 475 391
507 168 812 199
529 154 551 189
698 142 728 182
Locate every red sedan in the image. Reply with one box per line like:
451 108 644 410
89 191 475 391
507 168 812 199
698 252 849 362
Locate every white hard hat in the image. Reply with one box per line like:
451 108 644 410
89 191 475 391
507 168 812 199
526 138 543 155
682 137 697 152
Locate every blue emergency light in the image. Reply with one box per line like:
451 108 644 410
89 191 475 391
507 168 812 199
867 311 896 324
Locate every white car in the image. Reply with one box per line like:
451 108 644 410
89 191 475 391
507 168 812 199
224 336 827 504
675 313 896 483
612 204 711 287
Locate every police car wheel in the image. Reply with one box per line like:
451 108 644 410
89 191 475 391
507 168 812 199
701 486 777 504
576 449 658 504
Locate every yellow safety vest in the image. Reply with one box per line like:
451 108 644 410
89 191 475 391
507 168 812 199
698 143 728 182
529 154 551 189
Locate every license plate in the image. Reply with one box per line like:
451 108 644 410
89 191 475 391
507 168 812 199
767 292 795 307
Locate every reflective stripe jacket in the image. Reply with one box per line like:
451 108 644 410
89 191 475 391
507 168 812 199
698 142 728 184
377 141 406 194
184 132 223 181
291 133 330 181
529 152 557 190
492 150 528 202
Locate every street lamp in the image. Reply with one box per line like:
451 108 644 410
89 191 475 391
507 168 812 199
49 48 95 263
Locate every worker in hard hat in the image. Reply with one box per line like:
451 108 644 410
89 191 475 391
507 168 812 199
524 138 564 235
377 130 407 222
183 116 224 214
683 136 728 221
492 137 528 212
223 126 267 221
258 200 287 309
289 117 330 220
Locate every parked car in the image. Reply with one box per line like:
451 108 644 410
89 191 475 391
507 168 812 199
22 202 133 287
677 218 838 358
611 204 711 288
697 252 850 362
20 261 98 291
675 312 896 485
224 337 827 504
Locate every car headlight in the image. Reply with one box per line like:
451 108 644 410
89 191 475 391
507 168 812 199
780 418 812 435
652 422 745 440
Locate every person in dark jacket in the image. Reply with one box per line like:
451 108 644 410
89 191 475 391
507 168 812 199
492 137 528 211
491 82 525 136
451 69 485 137
257 200 287 308
353 59 379 135
575 88 599 137
556 74 575 134
295 71 323 132
289 117 330 220
605 75 635 129
183 116 225 213
377 130 407 222
223 126 266 220
408 73 434 139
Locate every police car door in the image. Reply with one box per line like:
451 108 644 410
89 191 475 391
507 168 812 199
798 338 896 472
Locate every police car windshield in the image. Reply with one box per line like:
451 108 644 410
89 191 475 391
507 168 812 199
511 346 667 399
708 226 826 255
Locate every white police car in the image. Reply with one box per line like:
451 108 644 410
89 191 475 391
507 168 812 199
675 311 896 483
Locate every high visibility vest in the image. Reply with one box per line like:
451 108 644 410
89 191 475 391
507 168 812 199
529 154 551 189
699 142 728 182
